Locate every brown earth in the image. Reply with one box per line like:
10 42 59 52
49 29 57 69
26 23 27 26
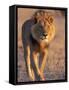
17 8 65 82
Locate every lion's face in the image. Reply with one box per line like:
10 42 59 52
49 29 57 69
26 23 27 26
31 10 56 44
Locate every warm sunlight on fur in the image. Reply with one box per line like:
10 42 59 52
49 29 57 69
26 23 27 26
22 10 56 81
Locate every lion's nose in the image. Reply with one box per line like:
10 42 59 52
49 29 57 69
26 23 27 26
43 33 47 37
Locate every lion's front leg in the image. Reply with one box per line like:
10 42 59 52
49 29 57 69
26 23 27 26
40 48 48 77
32 51 45 80
26 46 35 81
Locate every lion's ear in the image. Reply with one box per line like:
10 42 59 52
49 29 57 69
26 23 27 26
33 11 40 23
49 16 54 24
36 12 40 17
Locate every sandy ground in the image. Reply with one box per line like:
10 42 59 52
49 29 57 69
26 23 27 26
17 8 65 82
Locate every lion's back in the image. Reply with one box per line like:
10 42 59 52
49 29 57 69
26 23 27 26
22 19 35 45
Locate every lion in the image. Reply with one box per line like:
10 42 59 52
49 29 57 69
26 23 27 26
22 10 56 81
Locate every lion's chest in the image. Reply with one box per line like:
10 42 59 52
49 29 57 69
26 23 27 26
30 34 49 52
39 41 49 51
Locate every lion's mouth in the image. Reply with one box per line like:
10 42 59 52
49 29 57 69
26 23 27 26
40 33 48 40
